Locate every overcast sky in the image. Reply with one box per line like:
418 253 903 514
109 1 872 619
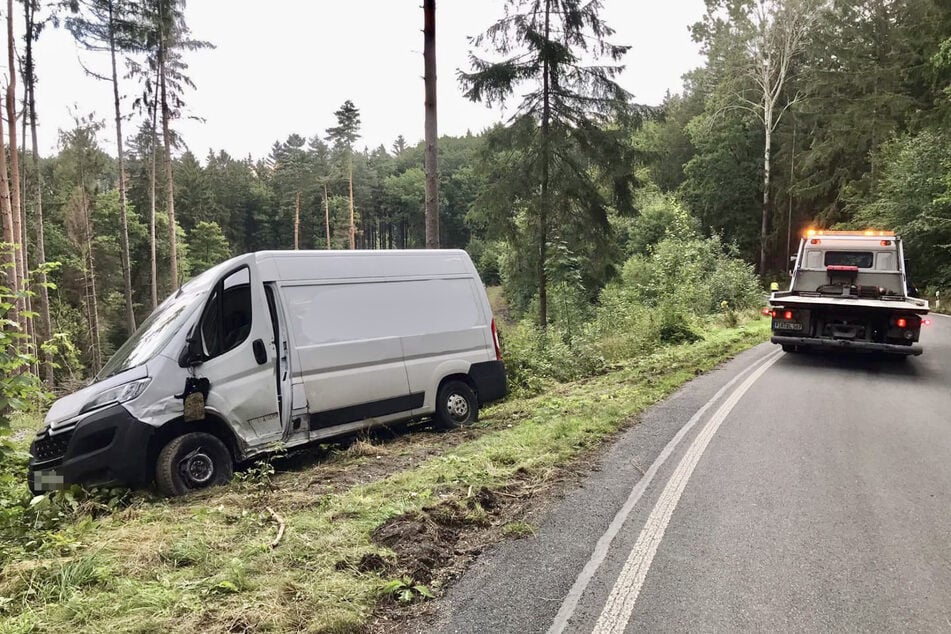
30 0 706 161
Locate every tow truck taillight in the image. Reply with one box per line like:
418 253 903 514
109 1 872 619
896 317 908 328
923 318 932 326
784 310 793 320
761 307 771 316
491 319 502 360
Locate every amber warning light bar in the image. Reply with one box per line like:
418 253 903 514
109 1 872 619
805 229 895 237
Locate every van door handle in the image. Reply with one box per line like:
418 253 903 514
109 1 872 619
252 339 268 365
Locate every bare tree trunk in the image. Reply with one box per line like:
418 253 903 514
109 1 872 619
108 0 136 333
294 191 300 249
7 0 24 328
0 92 17 327
25 0 53 384
149 69 159 308
159 49 178 286
19 82 37 376
324 184 330 249
79 179 102 370
423 0 439 249
348 160 355 249
538 0 552 329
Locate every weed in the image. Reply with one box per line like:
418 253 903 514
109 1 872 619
502 521 537 538
380 576 435 604
344 436 388 459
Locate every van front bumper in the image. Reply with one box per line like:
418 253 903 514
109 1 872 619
28 404 155 494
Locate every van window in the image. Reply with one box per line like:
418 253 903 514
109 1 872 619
284 278 484 346
824 251 873 268
200 267 252 358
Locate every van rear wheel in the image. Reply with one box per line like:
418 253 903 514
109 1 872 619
436 380 479 428
155 432 233 497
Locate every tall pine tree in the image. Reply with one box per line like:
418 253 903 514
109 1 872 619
460 0 639 327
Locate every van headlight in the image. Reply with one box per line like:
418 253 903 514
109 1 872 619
80 378 151 415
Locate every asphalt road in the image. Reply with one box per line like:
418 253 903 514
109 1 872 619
424 317 951 633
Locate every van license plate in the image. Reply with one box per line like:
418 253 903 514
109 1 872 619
774 321 803 331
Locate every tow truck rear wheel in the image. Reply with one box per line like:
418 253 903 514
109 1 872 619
155 432 233 497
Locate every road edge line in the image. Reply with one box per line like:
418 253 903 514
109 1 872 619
546 347 782 634
590 352 782 634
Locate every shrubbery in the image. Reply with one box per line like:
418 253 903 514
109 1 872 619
498 230 765 396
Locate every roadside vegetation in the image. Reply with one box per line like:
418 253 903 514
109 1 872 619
7 0 949 629
0 222 769 631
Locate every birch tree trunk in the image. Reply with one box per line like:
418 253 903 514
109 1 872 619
324 184 331 249
348 159 355 250
760 111 771 274
294 191 300 249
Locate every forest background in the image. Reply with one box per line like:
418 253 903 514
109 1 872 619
3 0 951 387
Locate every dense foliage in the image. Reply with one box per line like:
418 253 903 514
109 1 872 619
6 0 951 398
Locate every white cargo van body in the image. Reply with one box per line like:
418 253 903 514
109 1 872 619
262 251 497 436
29 250 506 496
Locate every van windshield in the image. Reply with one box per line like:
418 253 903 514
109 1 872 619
94 262 234 381
96 288 207 381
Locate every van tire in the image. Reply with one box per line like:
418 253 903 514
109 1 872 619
435 380 479 428
155 432 233 497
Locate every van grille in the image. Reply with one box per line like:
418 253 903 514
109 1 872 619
32 431 73 464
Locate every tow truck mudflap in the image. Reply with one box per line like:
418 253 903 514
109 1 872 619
772 335 923 356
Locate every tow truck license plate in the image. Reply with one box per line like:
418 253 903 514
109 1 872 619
774 321 802 331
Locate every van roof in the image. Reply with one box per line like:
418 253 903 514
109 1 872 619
252 249 476 282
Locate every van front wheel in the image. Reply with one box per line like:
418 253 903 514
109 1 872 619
155 432 233 497
436 380 479 428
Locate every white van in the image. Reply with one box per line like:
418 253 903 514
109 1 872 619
29 250 506 496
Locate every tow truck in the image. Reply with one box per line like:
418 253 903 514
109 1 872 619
769 230 930 356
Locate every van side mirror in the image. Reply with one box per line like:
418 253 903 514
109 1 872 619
179 332 205 367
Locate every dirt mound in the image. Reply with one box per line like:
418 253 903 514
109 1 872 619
372 502 467 584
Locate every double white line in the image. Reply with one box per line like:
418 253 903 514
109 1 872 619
548 349 783 634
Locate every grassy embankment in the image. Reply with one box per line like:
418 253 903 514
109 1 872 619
1 318 769 633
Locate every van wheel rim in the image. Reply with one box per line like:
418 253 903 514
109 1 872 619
447 394 469 421
180 451 214 485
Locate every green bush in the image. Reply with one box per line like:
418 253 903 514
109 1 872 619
616 233 763 315
499 322 605 396
653 301 702 344
494 229 761 395
467 238 505 286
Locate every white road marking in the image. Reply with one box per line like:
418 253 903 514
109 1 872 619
547 348 782 634
591 352 782 634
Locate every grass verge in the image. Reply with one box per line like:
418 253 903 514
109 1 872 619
1 319 769 634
